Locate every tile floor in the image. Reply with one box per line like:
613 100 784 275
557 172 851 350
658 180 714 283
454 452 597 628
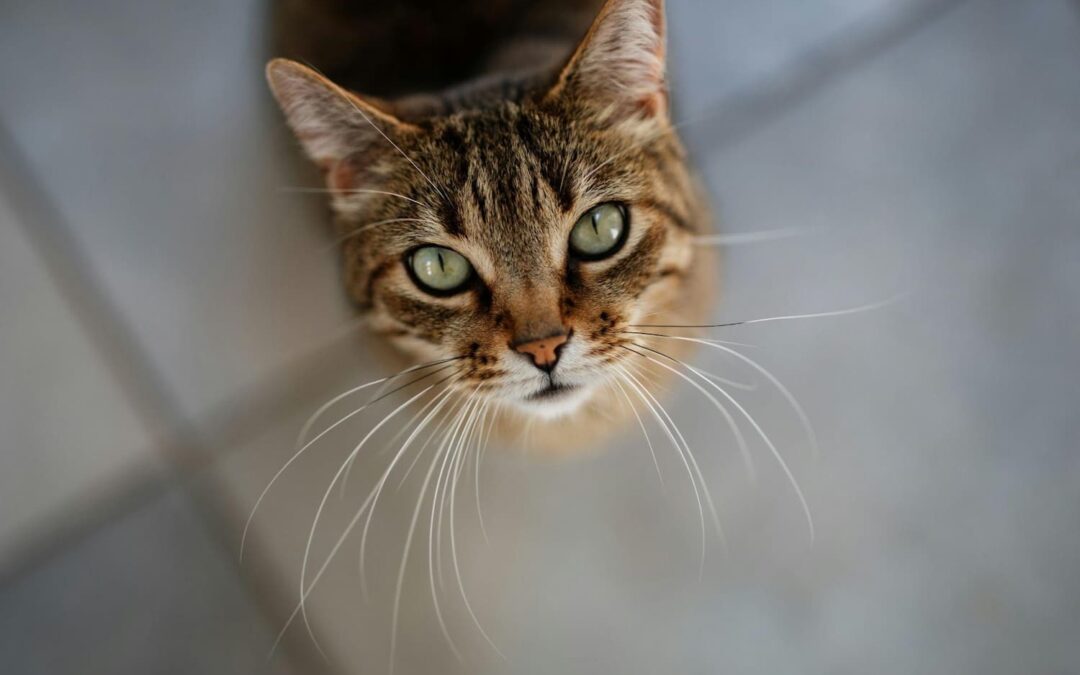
2 0 1079 673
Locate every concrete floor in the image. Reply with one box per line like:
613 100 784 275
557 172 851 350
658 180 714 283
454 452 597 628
1 0 1078 673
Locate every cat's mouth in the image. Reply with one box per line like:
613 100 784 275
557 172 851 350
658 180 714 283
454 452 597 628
527 382 579 401
518 380 592 419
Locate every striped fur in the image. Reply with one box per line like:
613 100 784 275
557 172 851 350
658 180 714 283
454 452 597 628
268 0 715 447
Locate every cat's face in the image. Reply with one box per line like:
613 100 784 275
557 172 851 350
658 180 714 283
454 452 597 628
269 0 712 423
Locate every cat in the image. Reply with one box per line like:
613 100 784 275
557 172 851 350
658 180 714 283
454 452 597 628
267 0 716 451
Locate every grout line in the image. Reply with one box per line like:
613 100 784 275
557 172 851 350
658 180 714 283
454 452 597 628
683 0 973 157
0 463 170 588
0 122 340 675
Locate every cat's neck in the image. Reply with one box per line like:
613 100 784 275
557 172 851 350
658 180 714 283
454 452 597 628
273 0 603 100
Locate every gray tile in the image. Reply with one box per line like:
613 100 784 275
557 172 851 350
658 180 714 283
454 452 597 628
689 0 1080 672
668 0 920 114
0 487 298 675
0 0 355 424
0 188 160 568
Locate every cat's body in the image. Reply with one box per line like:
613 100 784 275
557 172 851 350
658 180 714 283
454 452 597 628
269 0 715 450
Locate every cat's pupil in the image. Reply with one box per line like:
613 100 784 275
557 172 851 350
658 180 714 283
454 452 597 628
569 203 627 259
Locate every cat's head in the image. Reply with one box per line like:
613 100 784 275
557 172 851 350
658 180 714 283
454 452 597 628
268 0 712 424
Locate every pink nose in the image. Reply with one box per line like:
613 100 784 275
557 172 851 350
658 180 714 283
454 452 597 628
513 333 569 371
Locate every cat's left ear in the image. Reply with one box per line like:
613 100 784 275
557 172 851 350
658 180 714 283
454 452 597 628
548 0 668 124
266 58 416 188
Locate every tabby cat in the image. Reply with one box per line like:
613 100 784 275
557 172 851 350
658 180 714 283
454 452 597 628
267 0 715 449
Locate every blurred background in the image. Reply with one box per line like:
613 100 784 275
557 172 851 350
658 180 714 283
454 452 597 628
2 0 1079 673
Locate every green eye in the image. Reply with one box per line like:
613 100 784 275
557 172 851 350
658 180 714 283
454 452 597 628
569 203 627 259
408 246 473 294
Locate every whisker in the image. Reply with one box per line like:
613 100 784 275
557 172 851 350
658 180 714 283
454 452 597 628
691 226 819 246
435 393 481 590
630 333 818 459
468 400 492 542
390 398 467 675
474 401 502 544
612 375 665 489
629 343 815 543
339 92 451 204
326 218 435 251
298 384 441 656
447 398 507 660
358 384 461 599
341 384 446 500
616 364 712 577
622 343 755 483
621 330 756 350
298 357 460 451
394 395 467 491
621 359 726 547
426 390 479 663
629 294 905 330
279 185 433 209
268 376 459 662
241 358 458 561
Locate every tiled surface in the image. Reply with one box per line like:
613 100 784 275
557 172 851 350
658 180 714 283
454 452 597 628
0 0 354 425
0 189 159 569
216 1 1080 674
2 0 1080 674
668 0 918 113
0 488 297 675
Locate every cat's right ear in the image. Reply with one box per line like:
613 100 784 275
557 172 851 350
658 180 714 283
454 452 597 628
266 59 414 184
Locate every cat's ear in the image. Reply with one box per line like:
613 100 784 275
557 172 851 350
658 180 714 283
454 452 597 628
266 59 414 184
548 0 668 124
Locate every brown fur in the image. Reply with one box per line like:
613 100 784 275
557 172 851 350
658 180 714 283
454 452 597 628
268 0 716 451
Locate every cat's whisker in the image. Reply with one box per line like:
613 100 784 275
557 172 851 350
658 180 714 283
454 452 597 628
268 374 459 661
241 358 458 562
629 294 906 330
629 333 818 459
326 217 436 251
447 397 507 661
691 226 819 247
297 357 461 452
342 384 449 500
426 390 479 663
303 360 458 492
474 400 502 544
297 384 443 656
621 358 727 550
612 374 665 490
696 366 759 392
620 331 759 390
390 397 468 675
623 344 755 483
358 383 461 599
622 329 756 350
279 185 434 210
395 394 467 491
433 394 474 591
438 393 482 589
466 400 491 541
629 343 815 544
616 363 714 577
338 93 451 205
